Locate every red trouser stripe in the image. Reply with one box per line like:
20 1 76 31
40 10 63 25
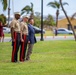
21 35 26 61
12 32 17 62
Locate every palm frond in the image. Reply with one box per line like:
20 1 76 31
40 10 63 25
3 0 7 10
47 2 57 8
71 12 76 20
21 5 31 11
0 0 7 11
47 1 60 9
30 2 34 13
31 2 33 8
62 2 69 6
21 11 25 15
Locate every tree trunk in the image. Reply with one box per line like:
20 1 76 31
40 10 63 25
55 10 59 36
60 0 76 41
56 9 59 27
30 13 34 18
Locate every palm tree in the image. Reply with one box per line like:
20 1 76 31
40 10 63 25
60 0 76 41
21 2 34 18
0 0 7 11
47 0 68 27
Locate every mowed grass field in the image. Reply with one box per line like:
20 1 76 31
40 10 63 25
0 40 76 75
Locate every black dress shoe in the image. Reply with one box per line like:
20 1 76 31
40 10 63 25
26 58 30 61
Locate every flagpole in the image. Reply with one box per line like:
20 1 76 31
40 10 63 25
40 0 44 41
8 0 10 27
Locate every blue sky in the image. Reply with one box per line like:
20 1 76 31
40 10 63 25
0 0 76 17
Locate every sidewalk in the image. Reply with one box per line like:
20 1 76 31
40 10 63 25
4 36 74 42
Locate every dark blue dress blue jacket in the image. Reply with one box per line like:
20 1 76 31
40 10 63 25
28 24 37 44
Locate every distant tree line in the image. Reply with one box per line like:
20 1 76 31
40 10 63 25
33 14 55 27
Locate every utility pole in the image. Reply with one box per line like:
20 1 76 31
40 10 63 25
40 0 44 41
8 0 10 27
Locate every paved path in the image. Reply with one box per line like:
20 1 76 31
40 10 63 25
3 36 74 42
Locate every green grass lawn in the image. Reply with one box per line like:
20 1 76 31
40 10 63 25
0 40 76 75
4 33 11 37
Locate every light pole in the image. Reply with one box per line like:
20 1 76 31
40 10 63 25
8 0 10 27
40 0 44 41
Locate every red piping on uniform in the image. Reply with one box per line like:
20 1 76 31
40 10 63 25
21 35 26 61
12 32 17 62
21 35 24 61
23 35 26 59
